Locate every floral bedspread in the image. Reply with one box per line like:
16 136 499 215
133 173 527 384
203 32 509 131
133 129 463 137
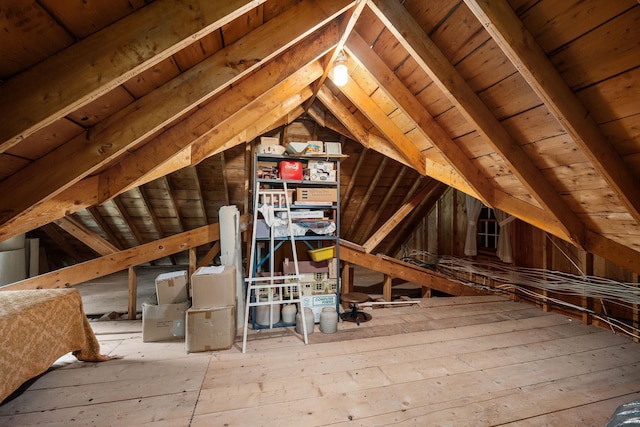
0 288 109 402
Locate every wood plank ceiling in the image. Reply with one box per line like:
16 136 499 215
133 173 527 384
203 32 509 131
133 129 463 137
0 0 638 272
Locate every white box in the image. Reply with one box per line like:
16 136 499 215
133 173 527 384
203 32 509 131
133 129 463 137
308 160 335 172
301 294 337 323
309 169 336 182
155 270 189 304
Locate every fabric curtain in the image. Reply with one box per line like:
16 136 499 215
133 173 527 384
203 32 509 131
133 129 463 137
495 208 515 263
464 195 483 256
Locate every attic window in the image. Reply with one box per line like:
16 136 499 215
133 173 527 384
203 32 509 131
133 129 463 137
477 206 499 253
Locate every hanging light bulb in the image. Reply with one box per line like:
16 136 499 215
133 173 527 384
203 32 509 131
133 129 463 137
333 51 348 87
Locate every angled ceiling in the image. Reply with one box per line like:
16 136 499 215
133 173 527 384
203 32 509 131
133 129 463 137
0 0 639 272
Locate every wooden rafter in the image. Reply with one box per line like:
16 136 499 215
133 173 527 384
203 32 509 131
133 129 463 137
341 148 368 212
361 167 407 240
138 186 177 265
0 0 350 229
336 78 428 174
192 166 209 225
316 86 475 193
363 178 436 253
0 0 264 149
41 224 85 264
53 216 118 256
385 184 449 255
86 206 125 251
346 31 494 205
368 0 586 247
163 177 186 233
345 156 388 238
0 29 334 241
112 196 142 246
464 0 640 224
305 0 369 111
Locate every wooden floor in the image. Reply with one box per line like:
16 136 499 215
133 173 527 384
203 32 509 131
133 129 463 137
1 277 639 425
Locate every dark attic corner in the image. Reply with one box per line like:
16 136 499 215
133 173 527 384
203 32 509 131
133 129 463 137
0 0 639 425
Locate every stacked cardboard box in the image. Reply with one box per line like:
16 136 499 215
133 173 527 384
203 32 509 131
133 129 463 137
142 270 190 342
186 265 237 352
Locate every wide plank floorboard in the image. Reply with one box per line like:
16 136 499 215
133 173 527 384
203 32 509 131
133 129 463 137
1 296 638 426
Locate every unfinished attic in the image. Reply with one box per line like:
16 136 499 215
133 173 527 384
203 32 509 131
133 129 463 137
1 0 640 425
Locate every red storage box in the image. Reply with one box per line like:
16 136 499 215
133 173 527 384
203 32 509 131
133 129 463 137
279 161 303 180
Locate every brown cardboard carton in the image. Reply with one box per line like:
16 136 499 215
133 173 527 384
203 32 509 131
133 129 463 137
191 265 236 309
142 300 190 342
295 187 338 203
185 305 236 352
155 270 189 304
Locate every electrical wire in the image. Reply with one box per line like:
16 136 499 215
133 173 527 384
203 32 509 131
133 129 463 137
401 250 640 340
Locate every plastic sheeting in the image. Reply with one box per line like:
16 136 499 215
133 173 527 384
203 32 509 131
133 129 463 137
605 400 640 426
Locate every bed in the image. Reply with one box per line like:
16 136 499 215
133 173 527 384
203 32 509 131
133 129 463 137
0 288 109 402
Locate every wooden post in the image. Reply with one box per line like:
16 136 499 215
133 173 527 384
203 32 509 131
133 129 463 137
127 267 137 320
189 247 197 278
383 274 392 301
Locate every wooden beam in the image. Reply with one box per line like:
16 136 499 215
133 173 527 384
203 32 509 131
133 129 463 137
86 206 125 251
163 176 186 234
368 0 585 248
382 274 392 301
0 27 334 241
40 224 85 264
0 0 350 229
384 183 449 256
112 196 143 246
464 0 640 224
0 0 265 149
317 85 478 194
585 229 640 276
305 0 369 111
341 148 368 212
0 216 249 291
53 216 119 256
197 242 221 269
339 242 486 296
363 180 436 253
336 77 427 174
361 167 406 240
346 31 494 205
346 156 388 238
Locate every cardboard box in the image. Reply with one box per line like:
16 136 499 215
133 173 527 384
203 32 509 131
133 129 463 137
301 294 337 323
308 160 335 172
191 265 236 309
296 187 338 203
142 301 190 342
309 169 336 182
155 270 189 304
185 305 236 352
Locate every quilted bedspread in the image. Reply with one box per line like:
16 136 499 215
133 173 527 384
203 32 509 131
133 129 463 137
0 288 109 402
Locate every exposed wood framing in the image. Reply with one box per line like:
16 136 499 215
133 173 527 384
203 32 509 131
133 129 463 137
336 77 427 174
0 0 350 232
53 216 118 256
86 206 125 251
465 0 640 224
368 0 585 247
345 156 388 238
360 167 406 240
0 0 265 149
197 242 221 269
0 28 336 241
346 31 494 205
127 267 137 320
112 196 142 246
163 176 186 233
0 216 250 291
339 242 486 296
363 179 436 253
40 224 84 263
